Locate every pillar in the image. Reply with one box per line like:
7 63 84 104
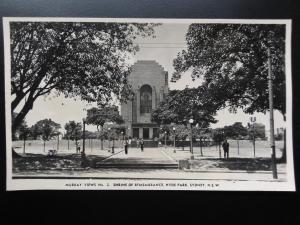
152 86 156 109
136 88 140 123
139 128 143 139
149 128 153 139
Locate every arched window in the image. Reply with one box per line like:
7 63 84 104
140 85 152 114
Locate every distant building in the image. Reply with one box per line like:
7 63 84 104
121 61 169 139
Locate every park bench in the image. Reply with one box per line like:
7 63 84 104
47 149 57 156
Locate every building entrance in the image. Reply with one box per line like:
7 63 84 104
143 128 149 139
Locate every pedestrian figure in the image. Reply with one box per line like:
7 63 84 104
136 138 140 149
76 141 81 154
124 138 128 154
140 138 144 152
222 140 229 159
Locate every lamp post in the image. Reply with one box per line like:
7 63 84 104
82 118 86 155
164 131 167 148
250 116 256 158
121 131 124 150
173 127 176 153
109 128 115 154
268 47 278 179
108 127 111 152
189 118 194 160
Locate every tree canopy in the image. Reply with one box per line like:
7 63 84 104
18 121 31 141
151 87 218 126
86 106 124 130
11 21 157 132
172 24 285 117
223 122 248 139
34 119 61 141
64 121 82 142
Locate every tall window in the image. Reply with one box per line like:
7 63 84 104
140 85 152 114
133 128 139 138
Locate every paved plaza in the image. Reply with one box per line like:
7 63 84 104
13 140 287 182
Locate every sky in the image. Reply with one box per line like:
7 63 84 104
19 23 285 134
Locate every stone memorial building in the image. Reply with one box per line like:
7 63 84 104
121 60 169 140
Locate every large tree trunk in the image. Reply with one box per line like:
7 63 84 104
12 94 36 134
12 62 54 133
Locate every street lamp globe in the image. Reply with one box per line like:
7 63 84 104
82 118 86 123
173 127 176 131
189 118 194 124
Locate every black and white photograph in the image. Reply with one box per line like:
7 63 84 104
3 18 295 191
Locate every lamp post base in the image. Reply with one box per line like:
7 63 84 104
190 155 194 160
271 151 278 179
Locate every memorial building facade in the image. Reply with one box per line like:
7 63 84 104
121 60 169 140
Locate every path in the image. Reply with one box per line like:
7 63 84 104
95 147 178 168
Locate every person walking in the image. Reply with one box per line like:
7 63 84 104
222 139 230 159
136 138 140 149
140 138 144 152
76 141 81 154
124 138 128 154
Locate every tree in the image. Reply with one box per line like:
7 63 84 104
18 121 31 154
34 119 61 152
192 126 211 156
164 124 190 150
86 106 124 150
151 87 219 126
247 123 266 139
64 121 82 150
30 124 40 140
223 122 248 155
11 22 158 132
173 24 285 117
223 122 248 139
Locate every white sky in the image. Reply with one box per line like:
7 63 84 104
20 23 285 133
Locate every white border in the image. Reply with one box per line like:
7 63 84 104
3 17 295 191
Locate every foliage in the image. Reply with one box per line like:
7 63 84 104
11 22 158 132
107 128 120 140
30 124 41 140
159 124 190 141
223 122 248 139
247 123 266 139
151 87 218 126
192 126 211 140
84 131 98 139
211 128 225 143
86 106 124 131
18 121 31 140
33 119 61 141
173 24 286 117
64 121 82 142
